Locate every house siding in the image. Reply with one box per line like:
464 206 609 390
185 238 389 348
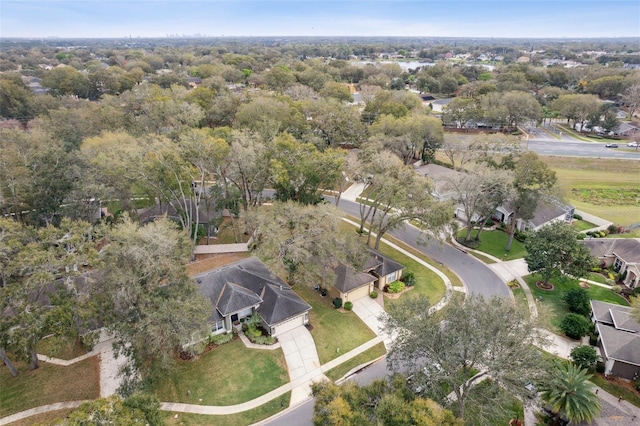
610 360 640 380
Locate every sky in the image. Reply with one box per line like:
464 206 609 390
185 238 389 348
1 0 639 39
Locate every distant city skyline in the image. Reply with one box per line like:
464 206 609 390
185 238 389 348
1 1 639 39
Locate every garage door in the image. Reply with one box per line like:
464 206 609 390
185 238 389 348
347 284 371 302
272 314 305 336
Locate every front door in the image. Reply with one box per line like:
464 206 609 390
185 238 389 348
231 313 239 323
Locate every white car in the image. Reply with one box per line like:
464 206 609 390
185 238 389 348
627 142 639 148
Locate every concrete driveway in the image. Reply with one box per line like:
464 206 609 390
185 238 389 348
352 297 392 349
277 326 324 406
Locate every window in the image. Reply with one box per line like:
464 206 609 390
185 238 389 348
212 320 225 332
386 272 397 283
614 258 623 272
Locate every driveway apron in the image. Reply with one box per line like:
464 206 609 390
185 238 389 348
352 297 392 349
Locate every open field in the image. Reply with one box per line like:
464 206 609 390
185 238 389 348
541 156 640 227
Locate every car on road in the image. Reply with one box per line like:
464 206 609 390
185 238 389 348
628 142 639 148
605 143 618 148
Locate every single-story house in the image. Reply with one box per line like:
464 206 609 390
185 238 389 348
195 257 311 337
582 238 640 289
414 163 463 202
329 249 405 303
591 300 640 380
493 197 574 232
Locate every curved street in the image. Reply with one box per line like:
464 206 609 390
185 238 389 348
334 198 511 299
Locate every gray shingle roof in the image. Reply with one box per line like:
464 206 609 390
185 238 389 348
610 309 640 333
194 257 310 326
590 300 632 325
583 238 640 263
333 263 376 293
367 249 404 277
596 323 640 367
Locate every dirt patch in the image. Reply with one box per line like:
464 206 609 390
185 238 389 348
187 253 251 276
535 281 555 291
579 281 590 289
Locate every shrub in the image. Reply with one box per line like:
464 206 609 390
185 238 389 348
591 267 601 272
210 332 233 346
611 285 622 293
344 301 353 311
589 333 598 346
596 361 605 374
607 224 618 234
563 288 591 316
577 233 586 240
630 287 640 297
599 231 606 238
573 213 583 220
333 297 343 309
570 345 599 372
251 335 276 345
635 378 640 392
514 231 527 242
387 281 406 294
370 291 379 299
401 272 416 287
560 313 591 339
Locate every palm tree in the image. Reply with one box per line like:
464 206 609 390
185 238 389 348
540 363 601 425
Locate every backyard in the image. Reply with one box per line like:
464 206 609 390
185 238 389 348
152 338 288 406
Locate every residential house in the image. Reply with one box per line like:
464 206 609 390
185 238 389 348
329 249 405 303
195 257 311 337
414 163 461 202
591 300 640 380
493 197 574 232
582 238 640 289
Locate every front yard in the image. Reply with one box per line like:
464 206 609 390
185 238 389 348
296 285 377 365
523 274 628 332
152 338 288 406
0 356 100 417
457 229 527 261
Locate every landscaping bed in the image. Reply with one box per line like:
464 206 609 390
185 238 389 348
152 339 288 406
36 336 89 360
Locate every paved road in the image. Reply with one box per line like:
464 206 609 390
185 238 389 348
526 139 640 159
334 199 511 299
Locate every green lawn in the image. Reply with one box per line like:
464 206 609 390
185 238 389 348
375 242 446 310
572 219 597 232
152 339 288 406
457 229 527 261
296 286 377 365
161 392 291 426
325 342 386 382
0 356 100 417
523 274 628 332
590 375 640 409
587 272 607 284
512 287 530 319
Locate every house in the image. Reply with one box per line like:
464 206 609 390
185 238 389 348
493 197 574 232
329 249 405 303
582 238 640 289
195 257 311 337
591 300 640 380
414 163 461 202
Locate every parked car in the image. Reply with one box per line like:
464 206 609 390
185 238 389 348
628 141 639 147
605 143 618 148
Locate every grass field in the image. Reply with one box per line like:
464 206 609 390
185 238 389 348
325 342 386 382
161 392 291 426
0 356 100 417
152 339 288 406
296 285 377 365
36 337 88 360
523 274 628 332
541 156 640 227
572 219 597 232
